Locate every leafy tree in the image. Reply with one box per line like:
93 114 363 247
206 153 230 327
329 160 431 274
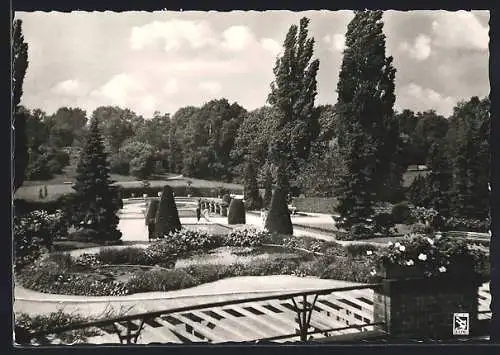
265 188 293 235
243 160 262 210
447 97 490 219
232 106 278 180
47 107 88 148
298 139 342 197
12 19 29 191
91 106 137 153
117 141 156 179
267 17 320 192
71 116 122 242
412 110 449 164
333 10 396 226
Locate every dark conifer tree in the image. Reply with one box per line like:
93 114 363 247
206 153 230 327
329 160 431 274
267 17 320 193
72 116 122 241
334 10 396 226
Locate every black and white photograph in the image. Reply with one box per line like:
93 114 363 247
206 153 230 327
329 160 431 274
12 8 493 345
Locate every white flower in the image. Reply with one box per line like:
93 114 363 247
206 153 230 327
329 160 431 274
406 259 415 266
418 253 427 261
426 237 434 245
395 242 401 248
388 241 393 246
399 245 406 252
370 269 377 276
439 266 447 273
366 250 373 256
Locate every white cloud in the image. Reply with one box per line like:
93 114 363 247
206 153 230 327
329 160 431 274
431 11 488 51
130 20 216 52
51 79 88 96
397 83 456 116
400 34 432 60
324 33 345 52
163 79 178 96
260 38 282 56
90 73 145 108
198 81 222 95
221 25 255 51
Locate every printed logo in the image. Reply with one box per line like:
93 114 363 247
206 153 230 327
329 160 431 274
453 313 470 335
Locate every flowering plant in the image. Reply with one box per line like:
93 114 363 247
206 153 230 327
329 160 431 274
368 233 487 278
410 206 440 227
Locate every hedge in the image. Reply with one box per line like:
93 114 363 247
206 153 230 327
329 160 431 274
292 197 338 214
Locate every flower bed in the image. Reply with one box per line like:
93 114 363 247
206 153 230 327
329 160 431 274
16 228 489 297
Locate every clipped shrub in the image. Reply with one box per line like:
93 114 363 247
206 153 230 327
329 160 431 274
319 256 374 283
126 269 198 293
346 223 373 240
228 199 246 225
154 185 182 238
96 247 152 266
145 198 159 225
391 202 412 224
265 188 293 235
373 212 395 234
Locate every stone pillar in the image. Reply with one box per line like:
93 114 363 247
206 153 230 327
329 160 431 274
373 275 481 339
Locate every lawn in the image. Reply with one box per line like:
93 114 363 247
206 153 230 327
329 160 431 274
15 176 243 201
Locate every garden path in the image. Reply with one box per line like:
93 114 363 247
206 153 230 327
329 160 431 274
14 276 360 317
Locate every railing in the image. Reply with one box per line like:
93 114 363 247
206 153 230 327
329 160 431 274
17 283 384 345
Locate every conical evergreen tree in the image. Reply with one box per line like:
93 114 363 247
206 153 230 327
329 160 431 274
334 10 396 227
267 17 320 193
12 19 29 191
244 160 262 210
265 188 293 235
72 116 122 241
154 185 182 237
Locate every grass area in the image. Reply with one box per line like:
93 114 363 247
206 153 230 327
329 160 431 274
16 176 243 201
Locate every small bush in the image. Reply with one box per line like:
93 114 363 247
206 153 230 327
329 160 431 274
224 228 269 247
228 199 246 224
47 252 74 270
67 228 100 242
442 217 490 233
410 223 434 235
319 256 374 283
391 202 412 224
126 269 199 293
265 188 293 235
343 223 373 240
96 247 152 266
373 213 395 234
345 243 382 258
15 310 100 345
154 185 182 238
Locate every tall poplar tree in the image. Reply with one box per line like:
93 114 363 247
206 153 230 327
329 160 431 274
12 19 29 191
334 10 397 226
72 117 122 242
267 17 320 193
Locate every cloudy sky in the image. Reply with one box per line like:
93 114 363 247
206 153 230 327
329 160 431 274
16 10 489 118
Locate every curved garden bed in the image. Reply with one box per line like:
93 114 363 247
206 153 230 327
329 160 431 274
15 229 379 297
15 228 489 298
